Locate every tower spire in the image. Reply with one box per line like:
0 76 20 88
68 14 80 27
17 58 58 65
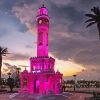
42 4 45 7
36 3 49 56
25 66 26 70
42 0 45 6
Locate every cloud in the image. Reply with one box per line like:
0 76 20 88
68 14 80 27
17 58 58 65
45 0 100 71
0 27 8 38
25 45 33 48
12 1 38 34
11 0 100 71
0 0 37 10
73 44 100 67
0 0 38 38
2 62 17 75
0 8 28 38
50 0 72 6
49 0 99 38
3 62 17 68
4 53 30 61
10 0 100 71
19 65 29 68
49 33 100 69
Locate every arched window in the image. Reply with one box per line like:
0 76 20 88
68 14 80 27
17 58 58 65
23 78 27 87
42 63 44 70
34 66 36 70
48 65 50 70
38 32 43 45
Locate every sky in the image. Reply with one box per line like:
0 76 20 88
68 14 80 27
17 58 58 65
0 0 100 80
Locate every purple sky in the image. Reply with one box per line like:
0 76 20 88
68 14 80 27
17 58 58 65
0 0 100 80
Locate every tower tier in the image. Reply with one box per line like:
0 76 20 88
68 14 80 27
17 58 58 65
36 5 49 57
30 56 55 73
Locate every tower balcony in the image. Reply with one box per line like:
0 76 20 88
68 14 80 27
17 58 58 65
30 56 55 73
36 14 49 21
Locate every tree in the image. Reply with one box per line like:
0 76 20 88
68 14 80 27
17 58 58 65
0 46 8 87
7 74 14 92
85 6 100 39
16 67 21 76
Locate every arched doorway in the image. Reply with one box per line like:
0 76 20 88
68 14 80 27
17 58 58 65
34 80 40 93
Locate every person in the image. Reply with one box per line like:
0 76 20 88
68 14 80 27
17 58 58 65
62 80 66 92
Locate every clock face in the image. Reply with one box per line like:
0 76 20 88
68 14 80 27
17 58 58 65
39 20 42 24
38 19 49 24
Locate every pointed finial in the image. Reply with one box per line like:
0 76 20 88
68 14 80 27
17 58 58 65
42 4 44 7
57 69 59 72
41 4 46 8
25 66 26 70
42 0 45 6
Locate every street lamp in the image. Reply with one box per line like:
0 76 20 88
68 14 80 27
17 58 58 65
8 72 11 78
73 74 77 92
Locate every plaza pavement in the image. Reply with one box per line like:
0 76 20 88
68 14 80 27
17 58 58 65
0 92 92 100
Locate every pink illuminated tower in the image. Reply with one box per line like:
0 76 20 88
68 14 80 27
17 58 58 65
19 5 63 94
37 4 49 57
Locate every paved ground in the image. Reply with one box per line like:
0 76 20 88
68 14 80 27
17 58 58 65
0 92 92 100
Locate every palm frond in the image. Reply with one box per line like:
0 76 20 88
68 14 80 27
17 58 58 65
16 67 21 70
0 47 8 56
96 7 100 16
91 7 100 15
85 18 95 23
85 6 100 39
2 54 7 57
1 48 8 54
85 14 97 18
86 21 97 28
3 52 10 54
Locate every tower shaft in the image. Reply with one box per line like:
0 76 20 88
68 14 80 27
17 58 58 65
36 5 49 56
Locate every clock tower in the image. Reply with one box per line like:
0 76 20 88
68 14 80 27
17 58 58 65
36 5 49 56
20 5 63 94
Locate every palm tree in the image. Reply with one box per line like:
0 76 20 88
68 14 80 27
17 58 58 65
85 6 100 39
16 67 21 76
0 46 8 86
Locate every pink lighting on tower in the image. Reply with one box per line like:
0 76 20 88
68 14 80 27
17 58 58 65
37 4 49 57
19 4 63 95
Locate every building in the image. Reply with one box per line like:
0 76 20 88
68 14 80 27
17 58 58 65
19 5 63 94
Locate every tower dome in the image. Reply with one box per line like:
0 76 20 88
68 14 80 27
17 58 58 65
56 70 61 74
38 4 48 15
23 69 28 73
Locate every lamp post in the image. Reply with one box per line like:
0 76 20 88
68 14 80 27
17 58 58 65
73 75 77 92
8 72 11 78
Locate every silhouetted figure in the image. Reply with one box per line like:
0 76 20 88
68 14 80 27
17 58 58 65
7 77 14 92
62 85 66 92
62 80 66 92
